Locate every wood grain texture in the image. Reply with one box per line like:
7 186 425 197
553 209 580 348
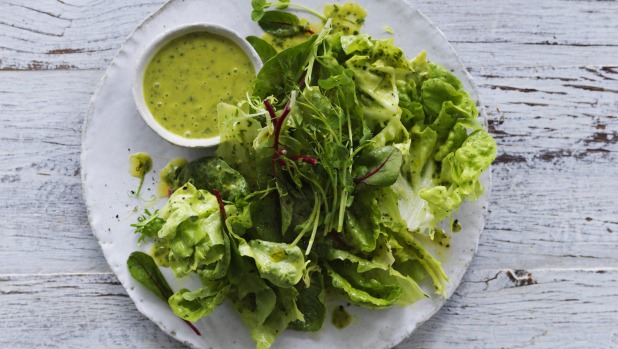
0 71 108 274
474 65 618 270
0 0 617 70
1 0 617 348
1 269 616 348
404 268 618 349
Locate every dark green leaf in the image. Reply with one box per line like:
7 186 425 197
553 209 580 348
248 192 283 242
289 266 326 331
246 36 278 63
353 146 403 187
252 35 317 101
343 189 381 252
258 11 305 38
127 251 173 301
176 156 250 201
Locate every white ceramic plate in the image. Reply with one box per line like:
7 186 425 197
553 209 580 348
81 1 491 348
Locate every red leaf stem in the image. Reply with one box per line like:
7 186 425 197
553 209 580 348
354 152 393 184
182 320 202 336
290 155 318 165
264 99 277 123
213 189 227 221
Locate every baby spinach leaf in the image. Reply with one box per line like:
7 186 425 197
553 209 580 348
127 251 203 335
127 251 173 301
353 146 403 187
252 35 317 101
246 36 278 63
343 189 381 252
258 10 306 38
248 192 283 242
176 156 250 202
288 266 326 331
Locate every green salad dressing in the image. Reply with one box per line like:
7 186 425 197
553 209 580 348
150 241 171 267
157 158 188 197
144 31 256 139
324 3 366 34
331 305 352 329
129 153 152 197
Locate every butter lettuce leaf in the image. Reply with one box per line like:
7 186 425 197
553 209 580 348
158 183 219 239
238 239 306 288
326 248 426 306
168 281 230 322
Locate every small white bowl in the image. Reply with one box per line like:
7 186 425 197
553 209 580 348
132 23 262 148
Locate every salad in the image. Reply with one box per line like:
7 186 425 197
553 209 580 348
127 2 497 348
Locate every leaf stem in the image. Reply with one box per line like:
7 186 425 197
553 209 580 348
182 320 202 336
213 189 227 221
354 151 394 184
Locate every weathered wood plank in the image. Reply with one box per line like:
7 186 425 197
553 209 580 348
413 0 618 68
404 268 618 349
0 269 616 348
0 70 109 274
0 273 184 348
0 0 617 70
474 65 618 270
0 0 165 70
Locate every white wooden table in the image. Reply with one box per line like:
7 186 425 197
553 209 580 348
1 0 617 348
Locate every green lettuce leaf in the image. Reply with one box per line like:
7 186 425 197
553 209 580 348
175 156 250 202
288 263 326 331
237 239 306 288
168 281 230 322
216 102 266 190
342 189 381 252
228 239 303 349
252 35 318 102
158 183 219 239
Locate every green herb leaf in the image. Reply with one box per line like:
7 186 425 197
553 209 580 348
354 146 403 187
276 0 291 10
251 10 265 21
258 10 305 38
251 0 267 10
127 251 173 301
246 36 278 63
131 209 165 243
